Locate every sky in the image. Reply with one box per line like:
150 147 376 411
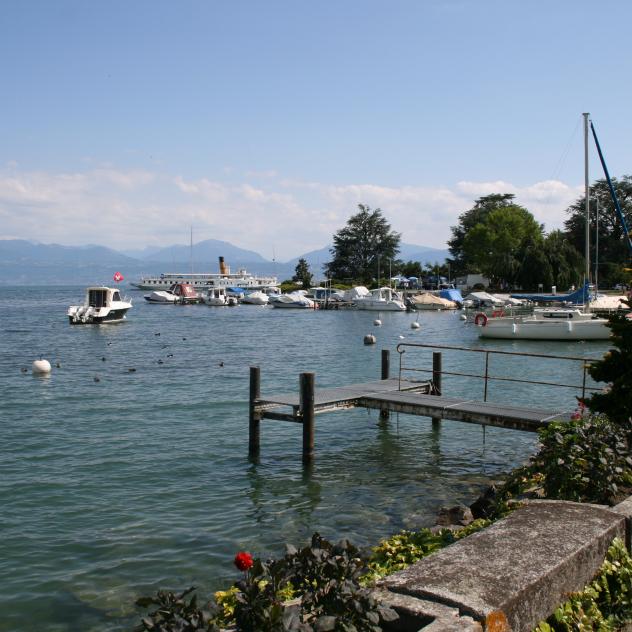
1 0 631 261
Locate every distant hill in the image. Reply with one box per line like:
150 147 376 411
141 239 268 265
0 239 448 285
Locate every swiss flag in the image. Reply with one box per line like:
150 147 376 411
113 271 124 283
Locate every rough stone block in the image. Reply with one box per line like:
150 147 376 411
613 494 632 550
379 501 626 632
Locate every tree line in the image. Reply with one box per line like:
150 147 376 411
291 176 632 291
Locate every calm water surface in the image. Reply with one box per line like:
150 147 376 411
0 286 610 631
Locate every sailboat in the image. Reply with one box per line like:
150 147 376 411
478 114 610 341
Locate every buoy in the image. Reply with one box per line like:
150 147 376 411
32 359 52 374
374 319 382 326
93 375 100 382
411 321 420 329
101 356 106 362
398 335 405 339
219 361 224 367
363 334 377 345
127 368 136 372
460 314 467 321
56 362 61 368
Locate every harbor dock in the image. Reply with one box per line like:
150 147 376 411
249 347 580 462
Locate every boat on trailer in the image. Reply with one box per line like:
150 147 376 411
68 287 132 324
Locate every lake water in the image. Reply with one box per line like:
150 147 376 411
0 286 610 631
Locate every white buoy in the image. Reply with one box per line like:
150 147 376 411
364 334 377 345
411 321 420 329
373 319 382 326
32 359 52 374
460 314 467 321
398 335 405 339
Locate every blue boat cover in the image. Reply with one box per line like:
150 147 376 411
440 289 463 303
510 282 590 305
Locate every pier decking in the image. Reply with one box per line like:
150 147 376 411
248 349 575 461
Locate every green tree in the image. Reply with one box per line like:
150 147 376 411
584 300 632 426
326 205 401 284
563 176 632 286
516 230 583 291
448 194 516 275
461 205 544 288
292 258 313 288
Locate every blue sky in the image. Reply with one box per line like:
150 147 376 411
1 0 630 260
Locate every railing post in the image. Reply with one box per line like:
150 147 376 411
432 351 442 428
249 366 261 458
380 349 390 421
484 352 490 402
300 372 315 463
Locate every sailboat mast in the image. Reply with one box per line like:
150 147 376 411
190 226 193 274
583 113 590 286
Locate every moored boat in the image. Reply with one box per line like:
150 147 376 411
353 287 406 311
476 308 610 340
270 292 315 309
241 290 269 305
68 287 132 324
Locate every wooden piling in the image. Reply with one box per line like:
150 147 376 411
300 372 315 463
380 349 390 421
432 352 442 428
249 366 261 457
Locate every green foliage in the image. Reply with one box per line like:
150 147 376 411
534 538 632 631
364 519 491 583
461 204 544 288
564 176 632 287
292 258 313 289
135 587 221 631
528 416 632 504
326 205 401 284
584 299 632 426
448 193 517 276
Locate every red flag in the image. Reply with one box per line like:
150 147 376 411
113 271 124 283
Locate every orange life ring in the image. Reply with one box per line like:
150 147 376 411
491 309 505 318
474 313 488 326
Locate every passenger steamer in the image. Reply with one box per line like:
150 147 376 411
131 257 278 292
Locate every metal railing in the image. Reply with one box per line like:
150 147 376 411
396 342 602 402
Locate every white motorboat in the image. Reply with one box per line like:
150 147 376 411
144 288 179 303
242 290 269 305
353 287 406 311
203 287 228 306
68 287 132 324
270 292 315 309
477 308 610 340
203 287 239 306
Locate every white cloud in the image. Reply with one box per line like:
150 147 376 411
0 166 583 260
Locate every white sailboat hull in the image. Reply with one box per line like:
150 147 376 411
479 315 610 340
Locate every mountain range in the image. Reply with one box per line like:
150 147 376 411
0 239 448 286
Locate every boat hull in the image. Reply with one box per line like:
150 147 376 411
479 317 610 340
354 301 406 311
67 307 130 325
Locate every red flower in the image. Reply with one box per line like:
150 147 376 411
234 551 253 571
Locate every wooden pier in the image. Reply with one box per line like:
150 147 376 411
249 349 575 462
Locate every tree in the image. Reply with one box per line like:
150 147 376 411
584 299 632 427
326 205 401 285
292 258 313 288
563 176 632 287
461 205 544 288
448 194 517 276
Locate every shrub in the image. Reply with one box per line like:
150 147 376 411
529 415 632 505
534 538 632 631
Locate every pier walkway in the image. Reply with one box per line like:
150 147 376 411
254 377 571 431
248 350 576 461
